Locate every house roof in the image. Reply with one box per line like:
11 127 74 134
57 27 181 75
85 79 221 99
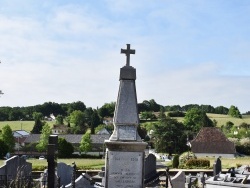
52 124 69 130
24 134 110 144
191 127 236 154
24 134 40 143
91 134 110 143
13 130 30 137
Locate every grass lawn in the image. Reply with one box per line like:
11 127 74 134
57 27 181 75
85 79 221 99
1 157 249 171
0 121 55 132
28 158 105 171
0 158 105 170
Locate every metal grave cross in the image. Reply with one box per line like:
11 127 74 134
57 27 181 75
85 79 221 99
121 44 136 66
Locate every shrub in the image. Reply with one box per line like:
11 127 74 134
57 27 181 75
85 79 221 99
172 154 179 168
168 111 185 117
186 159 210 168
179 152 196 167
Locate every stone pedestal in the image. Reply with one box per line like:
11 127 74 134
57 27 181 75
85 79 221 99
105 141 147 188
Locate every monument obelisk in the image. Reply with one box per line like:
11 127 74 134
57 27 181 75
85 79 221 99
104 44 147 188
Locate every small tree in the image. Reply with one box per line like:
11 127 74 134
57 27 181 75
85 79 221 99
58 138 74 158
228 105 242 118
1 125 15 152
36 123 51 152
79 132 92 154
0 139 9 158
56 115 64 125
31 112 45 134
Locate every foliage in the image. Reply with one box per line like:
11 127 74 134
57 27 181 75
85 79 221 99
183 108 214 133
69 110 87 134
90 110 102 134
58 137 74 158
31 112 46 134
56 115 64 125
186 158 210 168
98 102 115 117
95 124 113 134
236 138 250 155
0 139 9 158
140 111 157 120
69 110 85 127
36 123 51 152
178 152 196 168
172 154 179 168
152 117 187 155
168 111 185 117
138 99 161 112
228 105 242 118
0 125 15 152
80 132 92 153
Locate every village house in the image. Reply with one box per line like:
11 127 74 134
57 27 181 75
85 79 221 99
191 127 236 158
23 128 111 156
51 124 69 134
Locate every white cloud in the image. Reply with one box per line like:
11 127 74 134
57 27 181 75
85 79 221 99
0 1 250 113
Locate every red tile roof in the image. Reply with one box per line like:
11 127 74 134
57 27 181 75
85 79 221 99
191 127 236 154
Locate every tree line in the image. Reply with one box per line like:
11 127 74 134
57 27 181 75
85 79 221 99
0 99 243 121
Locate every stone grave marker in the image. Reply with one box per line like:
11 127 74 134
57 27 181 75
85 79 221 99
0 155 32 186
104 44 147 188
57 162 73 186
213 157 222 176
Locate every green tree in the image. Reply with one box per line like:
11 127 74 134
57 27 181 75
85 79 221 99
69 110 86 133
79 132 92 153
98 102 115 117
69 110 85 127
140 111 156 120
58 138 74 158
153 117 186 155
0 139 9 158
183 108 214 133
159 107 167 121
31 112 45 134
90 110 102 134
228 105 242 118
56 115 64 125
1 125 15 152
36 123 51 152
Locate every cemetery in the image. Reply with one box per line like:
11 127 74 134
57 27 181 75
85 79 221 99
0 44 250 188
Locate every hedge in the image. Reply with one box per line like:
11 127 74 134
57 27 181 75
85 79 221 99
186 158 210 168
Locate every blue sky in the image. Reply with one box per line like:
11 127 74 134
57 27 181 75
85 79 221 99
0 0 250 113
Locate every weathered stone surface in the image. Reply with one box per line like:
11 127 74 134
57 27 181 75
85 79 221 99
113 80 139 126
106 151 144 188
57 162 73 186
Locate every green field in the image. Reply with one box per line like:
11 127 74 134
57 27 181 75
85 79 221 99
0 121 55 132
207 114 250 127
1 113 250 132
174 113 250 127
0 158 105 170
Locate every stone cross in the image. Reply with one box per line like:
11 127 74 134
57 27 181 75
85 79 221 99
121 44 135 66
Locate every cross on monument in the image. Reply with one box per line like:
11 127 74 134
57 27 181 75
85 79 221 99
121 44 135 66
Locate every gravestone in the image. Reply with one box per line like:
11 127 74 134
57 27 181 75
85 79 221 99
213 157 222 176
104 44 147 188
144 154 157 180
47 134 58 188
57 162 73 186
0 155 32 186
171 171 185 188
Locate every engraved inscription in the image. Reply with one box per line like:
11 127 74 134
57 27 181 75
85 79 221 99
108 151 143 188
118 125 136 140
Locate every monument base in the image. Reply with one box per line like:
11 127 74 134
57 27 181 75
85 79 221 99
104 141 147 188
